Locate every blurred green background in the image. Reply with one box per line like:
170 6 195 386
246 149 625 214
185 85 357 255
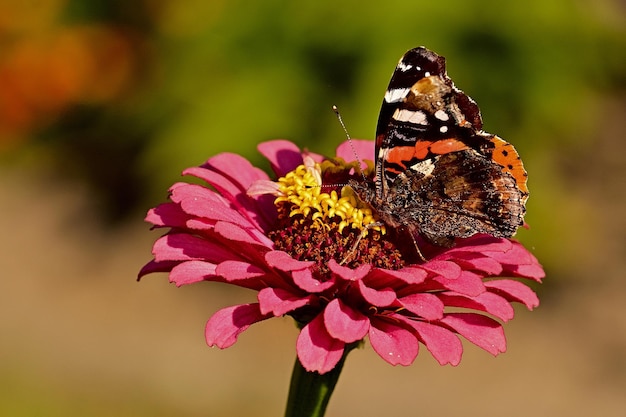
1 0 625 416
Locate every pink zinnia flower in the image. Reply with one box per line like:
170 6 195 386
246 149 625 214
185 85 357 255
139 139 544 374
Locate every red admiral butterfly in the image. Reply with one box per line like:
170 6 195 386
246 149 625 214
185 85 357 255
350 46 528 258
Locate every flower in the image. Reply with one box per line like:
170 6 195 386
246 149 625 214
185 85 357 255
139 139 544 374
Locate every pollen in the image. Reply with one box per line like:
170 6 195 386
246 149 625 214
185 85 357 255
274 161 383 234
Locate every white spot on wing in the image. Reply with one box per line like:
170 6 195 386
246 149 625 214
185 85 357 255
384 88 410 103
434 110 449 121
392 108 428 124
410 159 435 176
440 126 448 133
397 61 413 72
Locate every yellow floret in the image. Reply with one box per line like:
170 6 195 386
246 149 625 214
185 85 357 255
275 162 383 234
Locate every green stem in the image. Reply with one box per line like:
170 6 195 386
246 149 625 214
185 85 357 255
283 348 352 417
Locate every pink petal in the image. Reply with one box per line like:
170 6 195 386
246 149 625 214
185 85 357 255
258 287 313 316
468 256 504 275
170 183 251 225
183 164 275 231
485 279 540 310
438 292 515 322
137 260 179 280
258 140 304 176
369 267 428 286
215 260 265 280
433 270 486 297
399 293 444 320
511 262 545 281
169 260 219 286
440 313 506 355
291 268 334 293
483 239 531 263
185 217 215 231
202 152 270 191
504 248 545 281
422 260 462 280
183 163 276 230
328 260 371 281
446 253 504 275
356 280 396 307
335 139 375 170
145 202 189 228
476 240 545 281
152 233 237 263
265 250 315 271
324 299 369 343
205 303 269 348
247 179 279 196
214 220 273 248
296 313 345 373
185 161 267 199
397 317 463 366
369 318 419 366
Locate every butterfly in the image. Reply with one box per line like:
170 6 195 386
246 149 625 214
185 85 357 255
350 46 528 259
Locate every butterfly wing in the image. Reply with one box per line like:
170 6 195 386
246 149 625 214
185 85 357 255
364 46 528 247
384 149 526 247
374 47 485 194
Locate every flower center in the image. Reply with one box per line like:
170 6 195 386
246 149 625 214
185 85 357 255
269 159 404 276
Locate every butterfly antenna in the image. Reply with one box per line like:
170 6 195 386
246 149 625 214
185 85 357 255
333 105 367 181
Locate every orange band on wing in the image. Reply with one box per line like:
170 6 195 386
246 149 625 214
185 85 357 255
413 141 433 159
386 146 417 169
428 138 470 154
386 138 470 168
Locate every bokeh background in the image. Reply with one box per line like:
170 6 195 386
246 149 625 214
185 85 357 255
1 1 625 416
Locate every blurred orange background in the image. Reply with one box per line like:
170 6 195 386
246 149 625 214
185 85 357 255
1 1 625 416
